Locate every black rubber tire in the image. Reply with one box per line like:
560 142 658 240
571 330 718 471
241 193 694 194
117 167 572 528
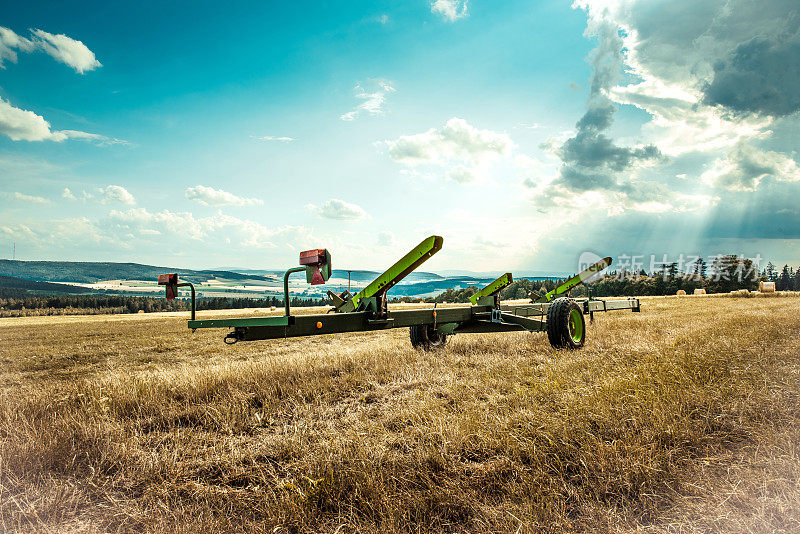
546 297 585 350
409 324 448 350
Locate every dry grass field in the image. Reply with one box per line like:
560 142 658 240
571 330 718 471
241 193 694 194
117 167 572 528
1 297 799 533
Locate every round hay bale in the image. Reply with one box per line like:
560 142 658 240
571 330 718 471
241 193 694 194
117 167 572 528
270 306 276 311
759 281 776 293
676 289 686 296
693 288 707 295
137 309 145 314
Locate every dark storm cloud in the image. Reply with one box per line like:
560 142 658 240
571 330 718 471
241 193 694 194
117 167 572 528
558 131 661 173
540 17 663 200
546 105 663 197
558 165 618 192
575 103 615 131
704 36 800 117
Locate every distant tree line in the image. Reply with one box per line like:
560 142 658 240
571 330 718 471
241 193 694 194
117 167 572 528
762 262 800 291
0 289 328 317
0 275 87 293
2 255 799 315
392 255 800 304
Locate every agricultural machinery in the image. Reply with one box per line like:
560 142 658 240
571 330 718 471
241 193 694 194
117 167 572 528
158 236 640 350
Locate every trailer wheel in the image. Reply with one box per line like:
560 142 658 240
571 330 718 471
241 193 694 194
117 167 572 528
546 297 585 349
409 324 448 350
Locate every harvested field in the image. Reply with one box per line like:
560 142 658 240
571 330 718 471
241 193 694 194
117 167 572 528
1 298 799 532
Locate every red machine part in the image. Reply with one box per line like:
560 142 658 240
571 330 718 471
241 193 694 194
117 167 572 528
299 249 327 266
300 249 329 286
158 273 178 300
309 267 325 285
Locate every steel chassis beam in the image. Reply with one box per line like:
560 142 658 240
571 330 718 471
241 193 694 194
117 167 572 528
187 297 640 343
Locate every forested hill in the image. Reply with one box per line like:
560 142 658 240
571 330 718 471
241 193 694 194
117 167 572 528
0 275 91 294
0 260 274 284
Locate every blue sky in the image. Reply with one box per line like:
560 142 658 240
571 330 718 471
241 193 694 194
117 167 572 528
2 0 799 273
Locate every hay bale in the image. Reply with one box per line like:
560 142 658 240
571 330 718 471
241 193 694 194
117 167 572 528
270 306 276 311
760 281 776 293
676 289 686 296
694 288 706 295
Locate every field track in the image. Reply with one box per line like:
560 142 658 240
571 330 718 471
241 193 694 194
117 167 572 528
1 297 799 532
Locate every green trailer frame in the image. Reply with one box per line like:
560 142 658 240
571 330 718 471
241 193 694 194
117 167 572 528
159 236 640 350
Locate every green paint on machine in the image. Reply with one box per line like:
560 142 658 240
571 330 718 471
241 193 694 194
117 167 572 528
469 272 513 305
158 237 640 350
334 235 443 314
538 257 612 303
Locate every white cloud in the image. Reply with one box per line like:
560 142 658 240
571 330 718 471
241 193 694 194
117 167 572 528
515 154 552 189
0 27 112 144
0 208 309 251
445 165 478 184
532 0 800 221
0 97 122 144
701 143 800 191
308 199 368 221
67 186 135 205
99 185 136 205
431 0 468 22
0 207 318 260
379 14 389 24
340 79 396 121
610 77 770 156
59 130 128 146
253 135 294 142
1 191 50 204
0 26 101 74
184 185 264 207
0 97 60 141
0 26 35 67
534 179 718 215
387 117 513 166
387 118 515 187
572 0 796 160
102 208 310 249
30 29 101 74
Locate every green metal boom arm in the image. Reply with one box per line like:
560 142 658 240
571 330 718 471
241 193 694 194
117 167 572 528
336 235 443 312
468 272 513 305
538 256 612 303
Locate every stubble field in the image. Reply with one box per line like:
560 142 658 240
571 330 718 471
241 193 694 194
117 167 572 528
1 297 799 532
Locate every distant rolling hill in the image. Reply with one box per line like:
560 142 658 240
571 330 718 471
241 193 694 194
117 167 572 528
0 260 276 285
0 275 92 294
0 260 563 300
230 269 444 283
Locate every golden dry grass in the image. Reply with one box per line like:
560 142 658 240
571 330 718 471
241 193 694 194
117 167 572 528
1 298 799 533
